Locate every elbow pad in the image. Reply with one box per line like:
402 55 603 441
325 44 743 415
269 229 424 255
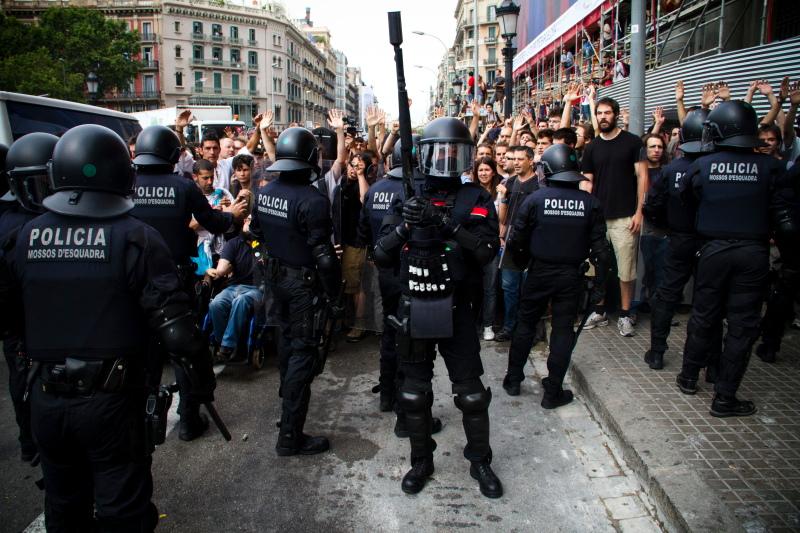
313 243 342 298
453 226 496 266
374 225 408 268
150 304 205 360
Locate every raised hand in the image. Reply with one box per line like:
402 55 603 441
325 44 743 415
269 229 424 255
701 83 716 107
652 106 665 125
790 81 800 107
327 108 344 130
675 79 685 101
470 98 481 117
176 109 193 130
715 81 731 101
366 105 382 127
757 80 773 96
260 110 274 131
223 126 235 139
780 76 790 102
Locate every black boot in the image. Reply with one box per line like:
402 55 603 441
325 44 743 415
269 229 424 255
705 364 718 384
710 394 757 418
643 350 664 370
379 390 395 412
755 343 777 364
179 412 209 442
502 375 520 396
470 459 503 498
401 456 434 494
276 431 330 456
675 374 698 395
540 377 574 409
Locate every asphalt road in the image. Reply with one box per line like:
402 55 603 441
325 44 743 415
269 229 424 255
1 335 663 532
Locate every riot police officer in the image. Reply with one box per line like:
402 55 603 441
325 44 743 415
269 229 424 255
0 132 59 462
0 143 17 217
502 144 611 406
0 124 216 532
642 109 714 371
357 138 443 437
249 127 341 456
756 161 800 363
131 125 246 441
374 118 502 498
677 100 790 417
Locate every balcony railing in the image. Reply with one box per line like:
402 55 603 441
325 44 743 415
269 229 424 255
211 33 224 42
140 60 159 69
247 62 259 70
104 90 160 100
484 36 497 44
248 39 258 46
140 32 157 42
192 87 247 96
191 32 207 41
229 37 242 45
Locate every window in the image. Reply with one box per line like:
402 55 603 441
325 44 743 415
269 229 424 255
230 26 238 39
249 75 257 92
212 47 222 64
232 74 240 92
213 72 222 92
249 28 256 41
487 5 496 22
175 45 182 58
248 51 258 66
231 49 241 63
273 77 278 92
487 70 495 85
194 71 203 89
488 26 496 40
212 24 222 38
193 45 204 60
175 71 183 87
468 29 474 40
142 47 153 62
142 21 152 37
174 21 181 33
275 105 281 122
488 47 496 63
143 75 155 93
193 21 203 35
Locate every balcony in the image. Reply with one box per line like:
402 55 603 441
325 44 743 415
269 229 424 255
464 38 474 47
483 58 498 67
229 37 242 45
191 32 207 42
104 90 160 101
211 33 224 43
192 87 247 96
484 36 497 44
210 58 245 70
140 60 159 70
140 32 158 43
288 70 301 82
248 39 258 46
287 93 301 104
247 62 259 71
249 89 259 96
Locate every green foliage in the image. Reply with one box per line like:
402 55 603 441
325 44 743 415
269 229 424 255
0 8 140 102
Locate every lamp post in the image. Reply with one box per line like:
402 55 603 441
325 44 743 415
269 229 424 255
412 31 450 115
496 0 520 119
452 77 464 116
86 70 99 103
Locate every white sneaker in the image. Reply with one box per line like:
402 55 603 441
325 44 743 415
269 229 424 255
483 327 495 341
618 316 635 337
582 312 608 330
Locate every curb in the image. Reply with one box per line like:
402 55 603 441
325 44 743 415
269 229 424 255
568 356 745 533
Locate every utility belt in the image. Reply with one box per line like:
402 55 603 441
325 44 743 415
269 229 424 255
266 258 317 284
36 357 141 396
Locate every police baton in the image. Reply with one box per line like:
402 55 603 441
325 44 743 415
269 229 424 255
573 262 594 349
167 383 232 442
388 11 415 200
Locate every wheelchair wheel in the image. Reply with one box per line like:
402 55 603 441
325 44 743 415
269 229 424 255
251 347 265 370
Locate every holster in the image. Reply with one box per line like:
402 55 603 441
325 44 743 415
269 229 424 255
40 357 131 396
144 385 174 453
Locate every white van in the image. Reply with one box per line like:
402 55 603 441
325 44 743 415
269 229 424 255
0 91 142 146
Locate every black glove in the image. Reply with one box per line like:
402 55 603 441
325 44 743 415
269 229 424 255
402 196 447 227
328 302 345 320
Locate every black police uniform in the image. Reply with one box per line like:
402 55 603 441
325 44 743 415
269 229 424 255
0 124 216 533
679 149 786 412
0 204 38 460
131 126 234 439
504 149 609 405
248 128 340 455
757 162 800 363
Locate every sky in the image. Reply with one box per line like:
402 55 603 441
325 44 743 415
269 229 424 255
286 0 458 126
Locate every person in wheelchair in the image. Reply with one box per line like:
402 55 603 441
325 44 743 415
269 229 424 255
206 216 264 360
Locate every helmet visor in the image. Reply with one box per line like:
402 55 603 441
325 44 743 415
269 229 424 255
9 168 50 212
418 142 475 178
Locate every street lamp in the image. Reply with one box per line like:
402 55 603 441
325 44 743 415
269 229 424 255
496 0 520 119
452 77 464 115
86 70 99 102
412 31 450 115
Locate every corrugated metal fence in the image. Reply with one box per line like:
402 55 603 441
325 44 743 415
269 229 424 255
598 36 800 123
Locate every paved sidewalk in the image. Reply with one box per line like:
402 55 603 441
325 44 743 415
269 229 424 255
564 312 800 532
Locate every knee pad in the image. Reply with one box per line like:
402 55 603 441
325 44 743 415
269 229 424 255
397 390 430 413
454 387 492 414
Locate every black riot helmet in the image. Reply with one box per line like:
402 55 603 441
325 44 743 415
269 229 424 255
701 100 765 152
312 127 337 161
268 127 320 178
417 117 475 179
133 125 182 167
6 132 59 213
679 108 709 155
388 135 422 178
537 144 586 184
0 143 10 200
45 124 135 218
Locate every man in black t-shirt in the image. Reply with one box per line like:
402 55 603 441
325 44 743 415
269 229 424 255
580 97 647 337
206 226 263 358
